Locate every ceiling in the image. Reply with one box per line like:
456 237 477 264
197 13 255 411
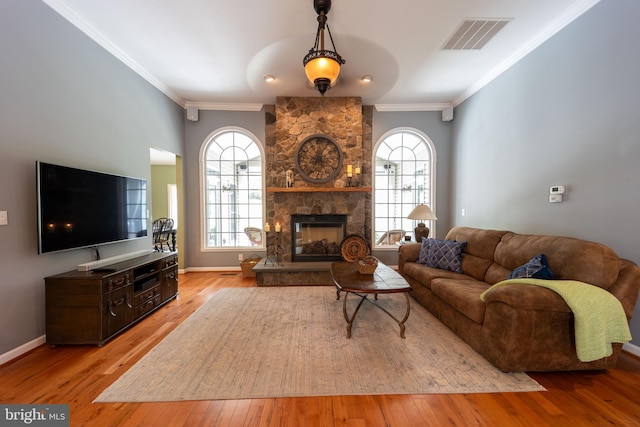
42 0 600 111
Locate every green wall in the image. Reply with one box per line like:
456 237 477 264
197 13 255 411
151 165 177 221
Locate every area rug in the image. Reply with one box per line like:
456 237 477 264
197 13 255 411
95 286 544 402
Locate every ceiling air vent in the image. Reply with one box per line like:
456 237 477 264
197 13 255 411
442 18 511 50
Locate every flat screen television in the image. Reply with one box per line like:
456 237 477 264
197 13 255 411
37 161 148 254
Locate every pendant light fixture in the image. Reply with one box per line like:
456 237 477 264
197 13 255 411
303 0 345 96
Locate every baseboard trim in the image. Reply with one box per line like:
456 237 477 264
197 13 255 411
0 335 46 367
623 342 640 358
185 266 242 273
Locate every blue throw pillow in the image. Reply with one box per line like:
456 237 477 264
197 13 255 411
417 237 430 264
508 254 554 279
425 239 466 274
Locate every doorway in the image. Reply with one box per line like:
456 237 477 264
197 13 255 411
150 148 183 266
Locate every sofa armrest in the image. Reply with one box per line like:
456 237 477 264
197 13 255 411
608 260 640 319
398 243 421 275
482 283 571 313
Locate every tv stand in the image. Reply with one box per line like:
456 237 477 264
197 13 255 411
45 252 178 346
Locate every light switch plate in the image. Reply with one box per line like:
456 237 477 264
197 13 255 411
0 211 7 225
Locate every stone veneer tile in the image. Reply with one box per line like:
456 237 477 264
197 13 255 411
265 97 373 262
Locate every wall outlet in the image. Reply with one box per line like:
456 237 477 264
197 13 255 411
0 210 7 225
238 254 244 261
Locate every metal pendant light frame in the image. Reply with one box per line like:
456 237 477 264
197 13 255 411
303 0 346 96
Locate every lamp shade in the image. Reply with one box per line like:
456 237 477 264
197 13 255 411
407 204 437 242
407 204 437 221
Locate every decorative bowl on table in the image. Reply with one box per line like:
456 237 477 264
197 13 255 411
358 256 378 275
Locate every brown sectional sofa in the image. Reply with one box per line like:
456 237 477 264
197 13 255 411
398 226 640 372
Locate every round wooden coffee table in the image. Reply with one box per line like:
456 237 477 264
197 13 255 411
330 261 413 338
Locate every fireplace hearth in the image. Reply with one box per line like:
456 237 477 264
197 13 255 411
291 214 347 262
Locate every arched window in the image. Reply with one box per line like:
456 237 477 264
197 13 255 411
373 128 436 247
200 128 264 249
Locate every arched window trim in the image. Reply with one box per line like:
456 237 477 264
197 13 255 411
199 126 266 252
372 127 437 248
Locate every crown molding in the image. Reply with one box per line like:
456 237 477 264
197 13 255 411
374 103 452 112
184 102 264 112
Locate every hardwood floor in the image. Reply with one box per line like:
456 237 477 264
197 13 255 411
1 271 640 426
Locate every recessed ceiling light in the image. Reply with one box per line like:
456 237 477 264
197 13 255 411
263 75 275 83
361 75 373 83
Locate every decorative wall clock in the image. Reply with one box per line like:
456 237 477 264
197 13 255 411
294 134 344 183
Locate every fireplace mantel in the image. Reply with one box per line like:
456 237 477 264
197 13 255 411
267 187 372 193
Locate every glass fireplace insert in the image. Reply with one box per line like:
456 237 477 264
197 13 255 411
291 214 347 262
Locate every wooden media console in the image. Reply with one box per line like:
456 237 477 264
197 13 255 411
44 252 178 346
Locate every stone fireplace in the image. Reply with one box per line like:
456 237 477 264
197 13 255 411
263 96 373 264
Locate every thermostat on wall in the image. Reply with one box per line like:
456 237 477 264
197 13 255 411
550 185 565 195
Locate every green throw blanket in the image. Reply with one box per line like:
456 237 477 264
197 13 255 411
480 278 631 362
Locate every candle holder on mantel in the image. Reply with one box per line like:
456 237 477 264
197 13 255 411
345 172 361 187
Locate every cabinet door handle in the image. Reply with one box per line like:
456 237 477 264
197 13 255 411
125 295 132 309
108 298 125 316
108 276 126 291
108 301 116 317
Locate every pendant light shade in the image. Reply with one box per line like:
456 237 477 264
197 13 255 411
303 0 345 96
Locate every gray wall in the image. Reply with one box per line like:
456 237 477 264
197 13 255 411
451 0 640 345
184 110 267 268
0 0 184 354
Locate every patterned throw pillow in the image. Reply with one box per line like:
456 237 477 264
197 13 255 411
508 253 554 279
425 239 467 274
417 237 431 264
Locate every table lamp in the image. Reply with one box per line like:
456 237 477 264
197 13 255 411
407 204 437 242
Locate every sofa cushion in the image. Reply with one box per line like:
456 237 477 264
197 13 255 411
445 227 511 281
508 254 554 279
485 263 514 285
425 239 466 273
403 263 476 290
431 278 490 324
494 233 621 289
461 254 494 282
417 237 430 264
